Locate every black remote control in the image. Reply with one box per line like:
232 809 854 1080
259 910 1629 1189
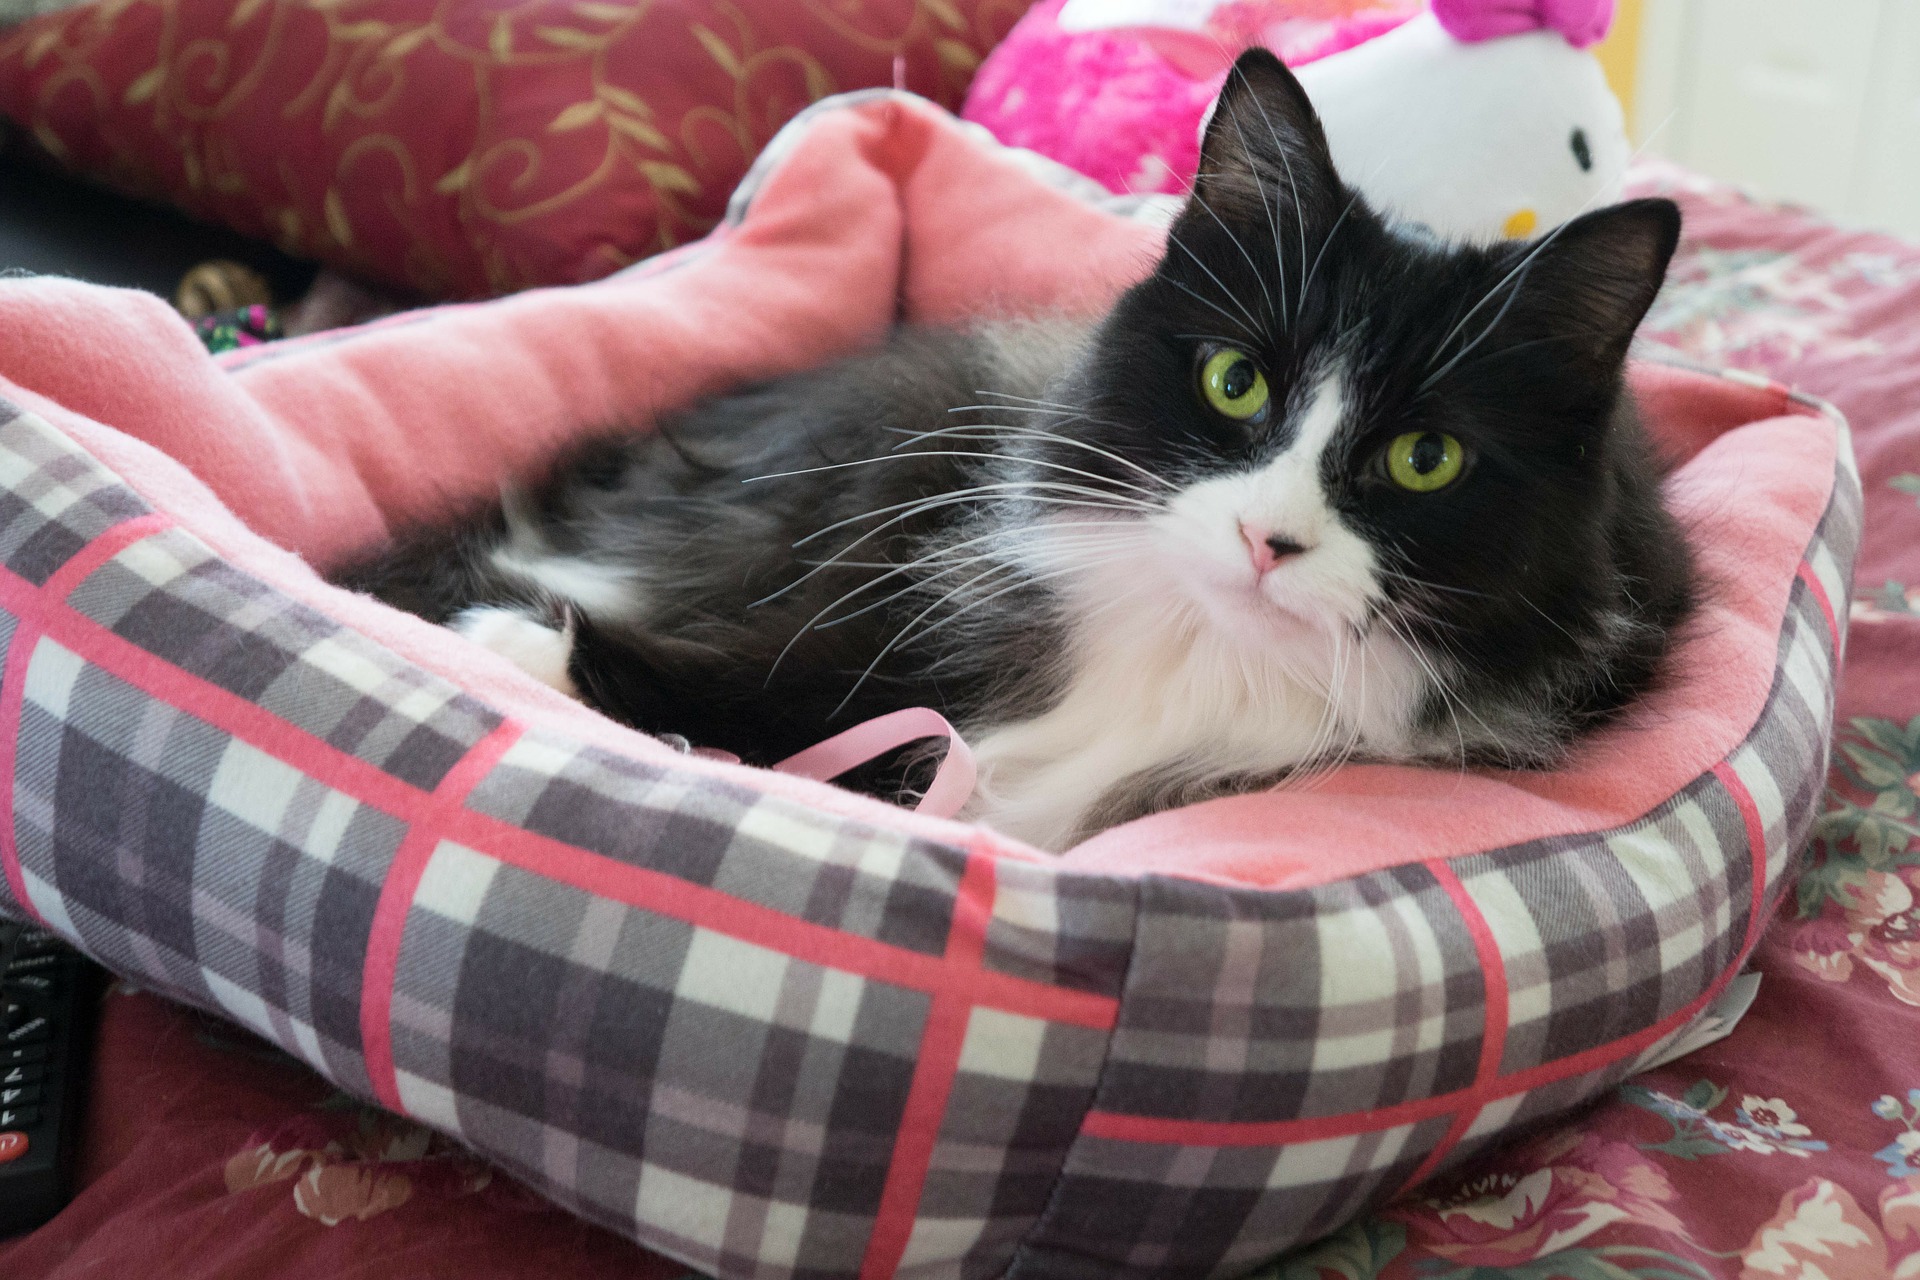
0 918 102 1237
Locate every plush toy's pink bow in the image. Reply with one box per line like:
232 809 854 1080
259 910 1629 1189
1430 0 1614 48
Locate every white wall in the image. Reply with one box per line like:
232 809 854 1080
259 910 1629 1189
1635 0 1920 237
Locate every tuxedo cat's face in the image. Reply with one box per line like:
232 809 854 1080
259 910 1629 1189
1040 49 1681 699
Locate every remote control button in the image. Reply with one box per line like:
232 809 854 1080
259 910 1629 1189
0 1043 48 1067
4 1015 49 1046
0 1084 38 1107
0 1063 42 1086
0 1107 38 1129
0 1131 25 1164
1 1002 27 1032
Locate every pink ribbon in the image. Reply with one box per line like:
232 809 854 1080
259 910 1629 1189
776 707 977 819
694 706 978 820
1430 0 1615 48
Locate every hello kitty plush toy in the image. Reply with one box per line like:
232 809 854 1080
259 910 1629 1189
963 0 1628 243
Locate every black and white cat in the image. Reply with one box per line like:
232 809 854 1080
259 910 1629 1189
337 49 1696 851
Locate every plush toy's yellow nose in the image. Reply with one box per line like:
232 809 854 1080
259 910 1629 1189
1503 208 1539 239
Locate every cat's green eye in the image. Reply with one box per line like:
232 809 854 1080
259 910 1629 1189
1386 431 1465 492
1200 348 1270 421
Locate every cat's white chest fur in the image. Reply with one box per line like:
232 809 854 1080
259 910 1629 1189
960 557 1430 850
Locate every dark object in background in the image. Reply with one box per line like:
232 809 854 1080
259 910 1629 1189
173 258 275 318
191 302 282 354
0 121 316 297
0 918 104 1238
1 121 411 346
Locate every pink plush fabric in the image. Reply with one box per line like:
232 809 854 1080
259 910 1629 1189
961 0 1419 195
0 94 1842 884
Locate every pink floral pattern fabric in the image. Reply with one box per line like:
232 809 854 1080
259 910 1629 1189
223 1102 498 1226
1261 159 1920 1280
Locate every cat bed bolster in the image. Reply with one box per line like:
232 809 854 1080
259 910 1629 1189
0 94 1857 1279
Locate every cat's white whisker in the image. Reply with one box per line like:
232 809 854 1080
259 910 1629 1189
808 524 1139 633
897 422 1179 493
969 389 1082 412
1382 609 1488 773
1242 87 1309 324
1161 274 1264 343
829 561 1026 717
1377 564 1496 601
1299 188 1362 328
1418 259 1543 394
1286 629 1345 786
758 490 1148 612
793 480 1151 549
1166 229 1267 338
1217 94 1290 320
843 558 1116 717
746 449 1161 506
1182 110 1281 324
761 520 1138 682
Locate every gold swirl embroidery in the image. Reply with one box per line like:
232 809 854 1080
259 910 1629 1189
167 0 289 123
681 1 835 172
0 0 1010 295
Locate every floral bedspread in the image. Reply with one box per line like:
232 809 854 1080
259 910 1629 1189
5 159 1920 1279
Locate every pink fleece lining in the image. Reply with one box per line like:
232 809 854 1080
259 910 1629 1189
0 95 1839 887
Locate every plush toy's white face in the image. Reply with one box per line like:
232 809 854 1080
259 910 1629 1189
1292 11 1629 244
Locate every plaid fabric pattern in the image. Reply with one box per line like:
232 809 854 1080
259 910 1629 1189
0 374 1857 1280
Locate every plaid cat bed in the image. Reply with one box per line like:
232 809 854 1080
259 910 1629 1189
0 94 1858 1279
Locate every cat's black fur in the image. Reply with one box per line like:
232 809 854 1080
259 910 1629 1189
335 49 1695 845
349 327 1080 764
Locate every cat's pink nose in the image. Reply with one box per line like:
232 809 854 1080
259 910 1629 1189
1241 523 1309 575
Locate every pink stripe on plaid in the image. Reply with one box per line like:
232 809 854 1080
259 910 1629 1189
1712 760 1771 960
1798 561 1840 650
1082 898 1785 1152
448 807 1118 1029
0 512 173 923
860 852 996 1279
361 719 525 1113
0 565 438 821
1397 858 1512 1191
0 625 40 923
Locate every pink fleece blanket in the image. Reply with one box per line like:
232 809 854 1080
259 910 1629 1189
0 99 1843 884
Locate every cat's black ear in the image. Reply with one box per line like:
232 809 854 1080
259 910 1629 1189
1192 48 1341 222
1509 198 1681 369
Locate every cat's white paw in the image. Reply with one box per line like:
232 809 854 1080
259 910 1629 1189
449 606 577 696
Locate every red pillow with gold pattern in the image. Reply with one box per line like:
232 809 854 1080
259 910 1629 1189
0 0 1028 296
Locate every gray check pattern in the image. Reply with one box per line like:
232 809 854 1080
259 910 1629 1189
0 373 1856 1280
